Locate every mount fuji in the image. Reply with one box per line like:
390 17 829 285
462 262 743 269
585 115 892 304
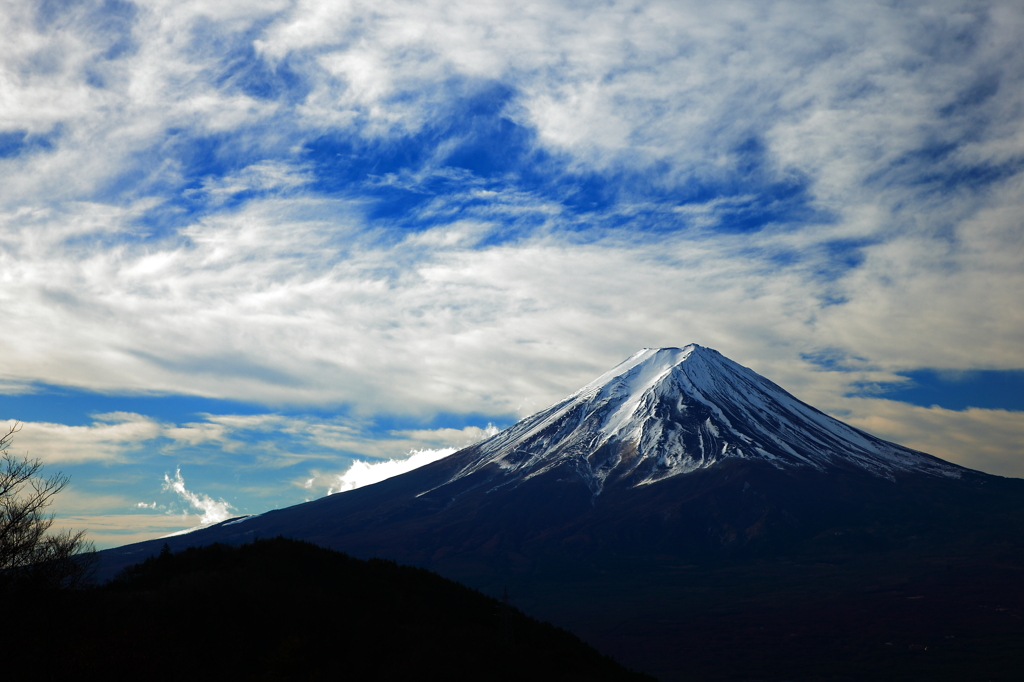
431 344 960 493
101 344 1009 573
97 346 1024 679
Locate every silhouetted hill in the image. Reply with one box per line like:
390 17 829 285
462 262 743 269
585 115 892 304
14 538 651 681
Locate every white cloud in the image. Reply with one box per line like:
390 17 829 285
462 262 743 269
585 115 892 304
839 399 1024 479
4 410 503 478
43 487 200 549
162 467 235 526
300 423 500 495
5 414 165 463
318 447 457 495
0 1 1020 406
392 424 500 448
0 198 802 412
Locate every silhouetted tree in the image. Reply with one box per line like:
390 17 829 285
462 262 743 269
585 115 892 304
0 422 95 589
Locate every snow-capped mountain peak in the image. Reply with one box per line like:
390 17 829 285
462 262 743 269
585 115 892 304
440 345 960 496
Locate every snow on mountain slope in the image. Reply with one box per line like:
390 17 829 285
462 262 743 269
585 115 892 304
435 345 961 497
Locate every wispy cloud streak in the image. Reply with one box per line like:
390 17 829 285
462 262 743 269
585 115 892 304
162 468 235 527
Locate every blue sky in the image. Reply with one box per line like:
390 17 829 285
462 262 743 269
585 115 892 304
1 0 1023 548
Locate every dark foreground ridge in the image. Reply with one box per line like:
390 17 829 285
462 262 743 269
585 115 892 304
14 537 651 681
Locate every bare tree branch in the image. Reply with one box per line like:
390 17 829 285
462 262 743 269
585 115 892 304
1 422 95 589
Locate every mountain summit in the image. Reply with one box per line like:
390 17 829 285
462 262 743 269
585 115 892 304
439 345 960 497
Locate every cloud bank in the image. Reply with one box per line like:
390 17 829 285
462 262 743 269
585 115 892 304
322 448 456 494
1 1 1021 413
302 423 499 495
